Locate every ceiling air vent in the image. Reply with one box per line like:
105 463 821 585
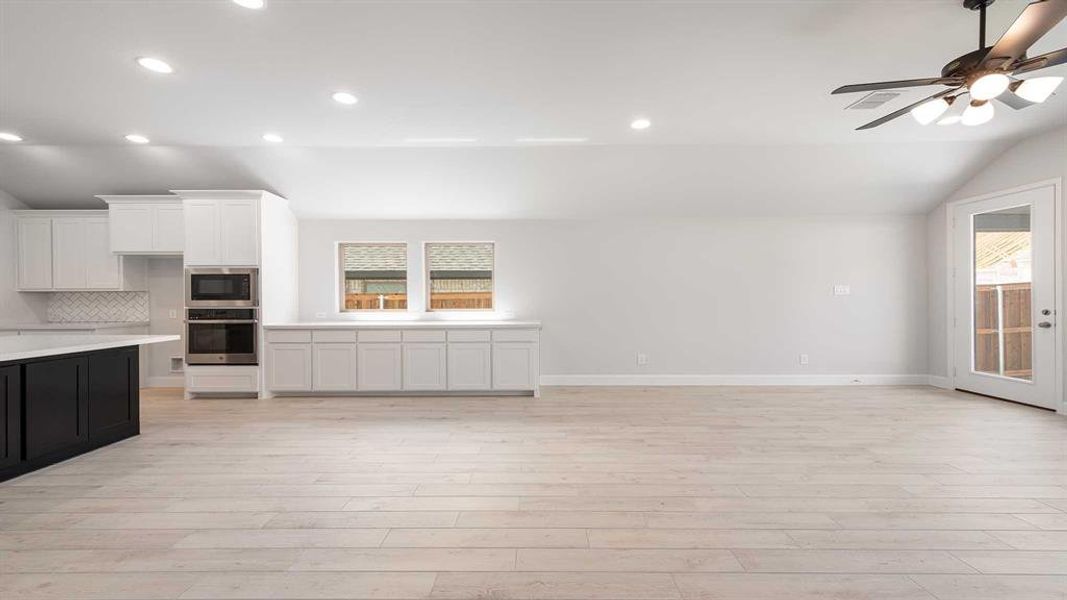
845 91 903 110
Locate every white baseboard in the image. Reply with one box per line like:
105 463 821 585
539 374 931 387
926 375 952 389
145 375 185 388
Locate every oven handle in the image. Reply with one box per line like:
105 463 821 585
185 320 259 324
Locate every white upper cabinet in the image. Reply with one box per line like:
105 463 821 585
84 217 121 288
51 217 87 289
16 217 53 290
176 193 259 266
182 200 220 265
99 196 184 255
15 211 145 292
219 200 259 265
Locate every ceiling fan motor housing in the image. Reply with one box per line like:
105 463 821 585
963 0 995 10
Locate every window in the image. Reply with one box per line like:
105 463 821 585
339 243 407 311
426 242 494 311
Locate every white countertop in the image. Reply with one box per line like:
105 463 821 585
0 321 150 331
264 320 541 330
0 334 181 363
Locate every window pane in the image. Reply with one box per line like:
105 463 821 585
341 243 407 311
426 242 494 311
973 206 1032 380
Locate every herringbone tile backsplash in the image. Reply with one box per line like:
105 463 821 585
48 292 150 323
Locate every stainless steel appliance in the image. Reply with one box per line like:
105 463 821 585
185 308 258 365
186 268 259 307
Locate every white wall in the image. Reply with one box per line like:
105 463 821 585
0 189 48 326
927 126 1067 381
300 217 928 382
146 257 184 387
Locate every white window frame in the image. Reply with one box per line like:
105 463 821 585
338 242 409 313
424 241 495 313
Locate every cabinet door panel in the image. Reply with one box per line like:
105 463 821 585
84 218 121 289
25 356 89 460
52 218 86 289
313 343 358 391
447 343 491 390
88 348 139 443
492 343 538 390
219 200 258 265
0 366 20 471
358 344 402 391
109 205 153 253
268 344 312 391
17 217 53 290
153 205 185 252
182 201 219 265
403 344 447 391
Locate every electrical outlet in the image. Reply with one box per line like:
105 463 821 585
168 309 177 319
799 353 809 365
636 353 649 366
833 284 851 296
315 312 327 319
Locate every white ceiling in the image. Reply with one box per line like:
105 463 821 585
0 0 1064 216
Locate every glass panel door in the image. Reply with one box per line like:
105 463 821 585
953 184 1058 410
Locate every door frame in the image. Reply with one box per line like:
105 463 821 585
944 178 1064 414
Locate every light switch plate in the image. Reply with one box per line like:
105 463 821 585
833 284 851 296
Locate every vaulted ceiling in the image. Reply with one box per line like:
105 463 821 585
1 0 1064 217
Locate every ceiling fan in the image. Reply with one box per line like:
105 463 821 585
833 0 1067 130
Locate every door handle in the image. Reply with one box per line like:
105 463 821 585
1037 322 1053 329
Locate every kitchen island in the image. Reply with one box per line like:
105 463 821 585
0 334 179 482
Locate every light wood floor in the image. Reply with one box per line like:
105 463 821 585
1 386 1065 599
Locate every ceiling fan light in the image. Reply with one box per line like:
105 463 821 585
961 100 995 126
969 73 1010 101
1012 76 1063 103
937 115 962 126
910 98 951 125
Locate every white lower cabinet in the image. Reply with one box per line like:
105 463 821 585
448 343 492 390
267 344 312 391
403 343 447 390
313 343 358 391
265 325 539 394
358 344 403 391
492 343 539 390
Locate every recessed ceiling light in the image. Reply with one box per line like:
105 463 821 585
630 118 651 130
403 137 478 144
232 0 265 9
124 134 150 144
516 137 589 143
262 133 284 143
0 132 23 142
136 57 173 74
332 92 358 105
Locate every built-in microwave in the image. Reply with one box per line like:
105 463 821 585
186 268 258 307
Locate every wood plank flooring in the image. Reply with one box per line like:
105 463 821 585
1 385 1065 599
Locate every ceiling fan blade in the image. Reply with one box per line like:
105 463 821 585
1011 46 1067 75
982 0 1067 70
832 77 959 95
856 87 961 130
997 91 1037 110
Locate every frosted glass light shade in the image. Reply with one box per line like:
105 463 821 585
1013 77 1063 103
969 73 1010 101
961 101 995 126
911 98 950 125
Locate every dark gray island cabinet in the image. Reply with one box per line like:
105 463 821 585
0 335 176 482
